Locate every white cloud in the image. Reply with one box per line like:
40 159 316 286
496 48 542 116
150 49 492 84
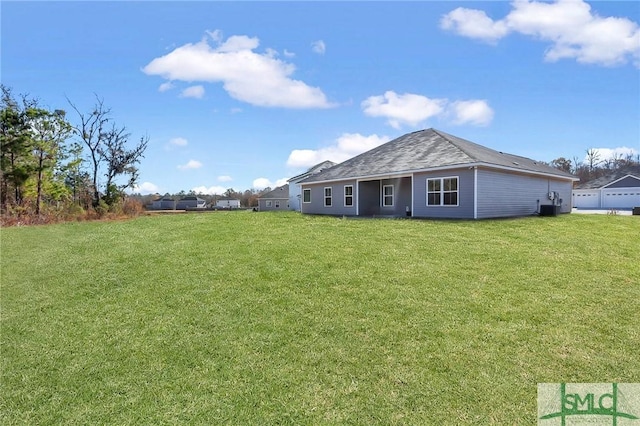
287 133 390 168
440 0 640 67
361 91 494 128
440 7 508 43
180 85 205 99
158 81 174 92
448 100 494 126
169 137 188 147
583 147 639 163
218 175 233 182
252 177 288 190
177 160 203 170
191 185 227 195
362 91 447 129
311 40 326 55
143 31 334 108
132 182 159 195
283 49 295 58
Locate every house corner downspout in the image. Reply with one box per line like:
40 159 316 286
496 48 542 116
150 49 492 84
473 166 478 219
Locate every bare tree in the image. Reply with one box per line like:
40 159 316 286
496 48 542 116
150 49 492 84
100 123 149 204
585 148 601 173
68 96 110 206
68 96 148 207
550 157 573 173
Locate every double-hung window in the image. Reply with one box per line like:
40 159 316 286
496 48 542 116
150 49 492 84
324 187 332 207
344 185 353 207
427 177 458 206
382 185 394 207
303 189 311 203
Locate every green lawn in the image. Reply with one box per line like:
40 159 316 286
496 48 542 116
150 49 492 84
1 211 638 424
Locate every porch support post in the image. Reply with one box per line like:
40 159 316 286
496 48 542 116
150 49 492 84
411 173 414 217
356 179 360 216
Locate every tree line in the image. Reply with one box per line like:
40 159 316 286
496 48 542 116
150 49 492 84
130 187 268 209
1 85 148 224
549 149 640 183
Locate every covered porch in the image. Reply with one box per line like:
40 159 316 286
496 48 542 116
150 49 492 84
357 176 413 217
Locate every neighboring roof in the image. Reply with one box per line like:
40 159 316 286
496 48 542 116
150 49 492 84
154 193 174 201
217 197 240 201
178 196 205 201
300 128 578 184
288 160 337 183
574 166 640 189
258 184 289 199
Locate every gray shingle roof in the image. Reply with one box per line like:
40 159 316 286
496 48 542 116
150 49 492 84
258 184 289 199
288 160 336 183
300 128 577 183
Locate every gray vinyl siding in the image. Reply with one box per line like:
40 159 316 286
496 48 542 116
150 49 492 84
606 176 640 188
301 180 357 216
476 168 573 218
412 169 475 219
258 198 289 211
358 181 380 216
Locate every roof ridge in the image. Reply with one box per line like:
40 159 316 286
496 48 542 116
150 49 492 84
432 128 483 162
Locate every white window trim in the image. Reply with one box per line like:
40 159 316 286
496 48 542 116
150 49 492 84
266 200 272 207
382 184 394 207
324 187 332 207
275 200 280 208
344 185 354 207
302 188 311 204
427 176 459 207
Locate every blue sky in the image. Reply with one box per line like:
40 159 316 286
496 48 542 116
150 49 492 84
2 1 639 195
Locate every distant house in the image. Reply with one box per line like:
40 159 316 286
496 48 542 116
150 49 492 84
288 161 336 211
573 167 640 209
216 198 241 208
257 185 290 211
299 128 578 219
151 194 176 210
176 196 206 210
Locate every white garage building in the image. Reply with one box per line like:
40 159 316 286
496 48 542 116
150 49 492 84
573 171 640 209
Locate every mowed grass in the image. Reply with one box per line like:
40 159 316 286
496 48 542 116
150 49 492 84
1 211 638 424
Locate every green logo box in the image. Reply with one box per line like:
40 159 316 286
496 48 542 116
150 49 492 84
538 383 640 425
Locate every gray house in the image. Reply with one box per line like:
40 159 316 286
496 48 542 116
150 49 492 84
176 196 206 209
299 128 578 219
151 194 176 210
288 161 336 211
572 167 640 209
257 185 290 211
